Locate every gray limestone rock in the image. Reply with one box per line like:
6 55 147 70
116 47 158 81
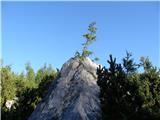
28 57 101 120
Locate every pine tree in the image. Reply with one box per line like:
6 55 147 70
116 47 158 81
25 62 36 88
75 22 99 60
82 22 97 58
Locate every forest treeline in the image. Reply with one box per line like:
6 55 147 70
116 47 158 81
97 52 160 120
1 62 57 120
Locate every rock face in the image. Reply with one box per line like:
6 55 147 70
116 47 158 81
29 57 101 120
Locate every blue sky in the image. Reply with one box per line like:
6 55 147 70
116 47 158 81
2 1 160 73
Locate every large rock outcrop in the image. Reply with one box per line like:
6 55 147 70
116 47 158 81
29 57 101 120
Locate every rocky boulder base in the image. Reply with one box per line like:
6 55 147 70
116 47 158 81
29 57 101 120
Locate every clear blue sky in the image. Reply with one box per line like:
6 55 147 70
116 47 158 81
2 1 160 73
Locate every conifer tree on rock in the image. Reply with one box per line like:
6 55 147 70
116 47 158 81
75 22 99 61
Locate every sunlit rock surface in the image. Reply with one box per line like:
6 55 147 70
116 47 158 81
29 57 101 120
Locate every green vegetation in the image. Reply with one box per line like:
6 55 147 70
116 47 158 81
1 63 57 120
82 22 97 58
75 22 99 61
97 52 160 120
